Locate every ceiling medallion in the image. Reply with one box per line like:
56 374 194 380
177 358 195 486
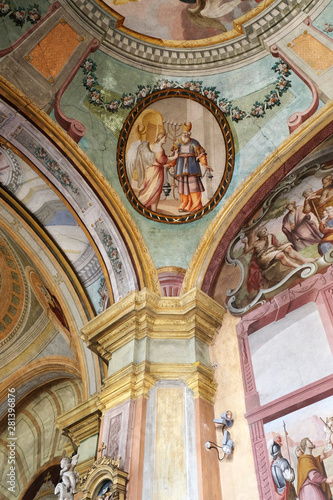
117 88 234 224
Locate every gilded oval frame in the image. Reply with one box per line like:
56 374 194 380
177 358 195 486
117 88 234 224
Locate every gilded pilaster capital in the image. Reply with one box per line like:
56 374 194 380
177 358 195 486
80 287 225 361
99 361 217 410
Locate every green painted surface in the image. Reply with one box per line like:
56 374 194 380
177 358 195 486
107 337 210 376
0 0 50 50
59 51 313 270
78 434 98 461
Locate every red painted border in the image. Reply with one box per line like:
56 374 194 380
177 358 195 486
0 2 61 58
270 44 319 133
236 268 333 499
54 38 99 143
304 17 333 43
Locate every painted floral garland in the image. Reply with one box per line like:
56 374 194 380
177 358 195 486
81 58 292 123
0 1 41 27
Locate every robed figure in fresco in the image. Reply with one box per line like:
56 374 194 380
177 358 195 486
303 175 333 221
282 201 322 251
39 285 70 331
242 227 315 292
318 206 333 256
168 122 213 213
297 438 333 500
127 132 178 212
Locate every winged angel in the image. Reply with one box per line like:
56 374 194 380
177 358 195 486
126 132 178 212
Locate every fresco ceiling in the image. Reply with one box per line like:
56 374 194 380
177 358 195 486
108 0 261 40
213 134 333 314
0 224 80 417
0 0 332 497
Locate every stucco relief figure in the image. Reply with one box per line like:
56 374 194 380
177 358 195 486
318 207 333 256
282 201 322 251
303 175 333 221
168 122 213 213
271 441 297 500
242 227 315 292
297 438 333 500
127 132 178 212
55 454 79 500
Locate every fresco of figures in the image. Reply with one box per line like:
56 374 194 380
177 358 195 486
110 0 263 41
225 148 333 313
118 91 233 223
264 397 333 500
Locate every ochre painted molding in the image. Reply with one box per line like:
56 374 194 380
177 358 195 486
80 287 225 358
0 75 160 295
183 100 333 294
55 361 217 415
0 357 81 409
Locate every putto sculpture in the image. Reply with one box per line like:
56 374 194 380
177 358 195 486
54 454 79 500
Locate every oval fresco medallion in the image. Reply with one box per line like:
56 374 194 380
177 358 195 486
117 88 234 224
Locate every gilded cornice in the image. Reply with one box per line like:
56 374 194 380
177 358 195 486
76 456 96 476
183 100 333 294
80 287 225 359
99 361 217 407
55 361 217 435
55 395 102 445
0 76 160 294
78 456 128 499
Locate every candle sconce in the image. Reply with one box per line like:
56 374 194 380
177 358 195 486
205 411 235 461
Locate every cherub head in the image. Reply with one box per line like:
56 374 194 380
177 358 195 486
60 457 71 470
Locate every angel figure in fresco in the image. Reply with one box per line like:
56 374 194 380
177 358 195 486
318 207 333 256
59 454 79 494
127 132 178 212
39 285 70 331
242 227 316 292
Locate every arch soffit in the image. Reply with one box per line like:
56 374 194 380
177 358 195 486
0 357 82 421
1 140 114 307
0 76 160 299
0 202 100 399
182 101 333 296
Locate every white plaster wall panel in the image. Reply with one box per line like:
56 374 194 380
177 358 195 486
249 302 333 405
